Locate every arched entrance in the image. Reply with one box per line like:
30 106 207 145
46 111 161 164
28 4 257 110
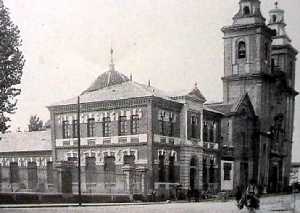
190 157 198 190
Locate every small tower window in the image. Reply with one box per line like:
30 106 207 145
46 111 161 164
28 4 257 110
272 15 277 23
243 6 250 15
238 41 246 59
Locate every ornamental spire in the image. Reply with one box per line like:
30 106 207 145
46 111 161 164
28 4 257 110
109 48 115 71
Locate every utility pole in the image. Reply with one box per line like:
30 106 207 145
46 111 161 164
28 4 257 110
77 96 82 206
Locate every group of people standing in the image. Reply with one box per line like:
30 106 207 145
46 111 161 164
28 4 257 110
235 179 260 212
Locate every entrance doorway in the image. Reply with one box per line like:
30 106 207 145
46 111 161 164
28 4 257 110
190 157 197 190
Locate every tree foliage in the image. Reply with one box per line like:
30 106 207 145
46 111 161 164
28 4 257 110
0 1 25 133
28 115 43 132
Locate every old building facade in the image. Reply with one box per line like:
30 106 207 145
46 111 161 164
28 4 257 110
0 0 297 196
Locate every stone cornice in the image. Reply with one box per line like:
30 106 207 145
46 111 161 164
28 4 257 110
221 23 274 36
222 73 272 82
48 96 152 114
55 142 148 150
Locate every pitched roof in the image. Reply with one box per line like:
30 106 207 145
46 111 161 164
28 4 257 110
0 130 51 153
204 102 234 114
50 81 174 106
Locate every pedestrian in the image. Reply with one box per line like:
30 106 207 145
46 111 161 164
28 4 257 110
245 179 260 213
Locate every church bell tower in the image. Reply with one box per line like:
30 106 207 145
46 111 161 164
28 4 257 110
221 0 274 125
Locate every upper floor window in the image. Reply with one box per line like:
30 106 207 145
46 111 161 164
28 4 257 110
168 116 174 137
131 115 139 135
191 116 197 138
243 6 250 15
119 116 127 136
87 118 95 137
72 120 78 138
203 122 208 141
209 123 214 142
238 41 246 59
62 121 70 139
159 114 165 136
103 117 111 137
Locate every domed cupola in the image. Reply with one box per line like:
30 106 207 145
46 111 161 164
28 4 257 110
268 1 291 45
233 0 265 25
83 49 130 93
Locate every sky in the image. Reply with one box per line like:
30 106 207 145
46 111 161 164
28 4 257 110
2 0 300 161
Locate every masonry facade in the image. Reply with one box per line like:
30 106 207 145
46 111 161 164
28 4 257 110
0 0 297 196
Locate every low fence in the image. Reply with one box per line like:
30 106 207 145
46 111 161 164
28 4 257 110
0 166 143 195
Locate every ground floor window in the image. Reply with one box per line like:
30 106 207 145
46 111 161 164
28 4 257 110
158 154 165 182
169 156 175 183
47 162 54 184
9 162 19 183
223 163 232 180
86 157 96 183
104 156 116 184
28 162 38 189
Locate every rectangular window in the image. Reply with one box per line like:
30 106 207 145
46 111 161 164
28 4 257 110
9 162 19 183
104 156 116 184
119 116 127 136
47 162 54 184
168 119 174 137
224 163 232 181
103 117 111 137
87 118 95 137
131 115 139 135
72 120 78 138
62 121 70 139
159 116 165 136
191 116 197 138
86 157 96 183
28 162 38 189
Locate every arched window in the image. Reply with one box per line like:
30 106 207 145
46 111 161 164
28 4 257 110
158 154 165 182
272 15 277 23
243 6 250 15
203 122 208 141
86 157 96 183
168 155 175 183
238 41 246 59
104 156 116 184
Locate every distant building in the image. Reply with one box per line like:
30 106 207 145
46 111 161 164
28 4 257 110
0 130 52 192
290 163 300 185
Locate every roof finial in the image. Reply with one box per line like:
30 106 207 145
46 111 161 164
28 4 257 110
194 82 198 89
275 0 278 8
130 73 132 81
109 48 115 71
148 80 151 87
